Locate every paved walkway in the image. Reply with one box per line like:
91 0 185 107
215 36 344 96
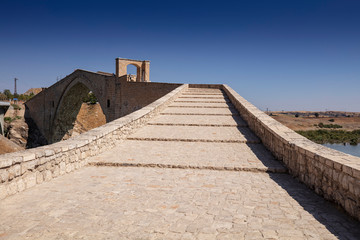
0 88 359 239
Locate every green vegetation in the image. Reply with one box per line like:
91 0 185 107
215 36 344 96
296 129 360 145
82 92 98 104
11 104 21 110
295 113 299 118
4 117 12 123
314 113 319 118
329 119 335 122
316 123 343 129
4 116 21 123
0 89 35 101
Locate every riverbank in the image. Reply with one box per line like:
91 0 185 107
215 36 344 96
296 129 360 145
269 111 360 145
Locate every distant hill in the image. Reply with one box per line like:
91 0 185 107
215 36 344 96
24 88 43 96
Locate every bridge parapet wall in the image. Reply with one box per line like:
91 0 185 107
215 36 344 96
223 85 360 220
0 84 187 200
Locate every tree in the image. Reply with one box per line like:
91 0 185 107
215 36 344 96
83 92 98 104
295 113 299 118
314 112 319 118
0 92 7 100
3 89 12 100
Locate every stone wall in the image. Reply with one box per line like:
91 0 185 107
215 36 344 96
0 85 187 200
223 85 360 221
25 70 182 144
120 81 182 116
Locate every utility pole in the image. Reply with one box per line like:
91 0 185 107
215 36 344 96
14 78 18 95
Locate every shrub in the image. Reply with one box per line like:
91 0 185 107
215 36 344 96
4 117 12 123
296 129 360 144
329 119 335 122
83 92 98 105
11 104 21 110
295 113 299 118
318 122 342 129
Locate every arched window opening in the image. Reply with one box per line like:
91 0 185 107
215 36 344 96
127 64 138 82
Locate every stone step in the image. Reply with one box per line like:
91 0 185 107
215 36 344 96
182 93 225 96
170 102 233 108
161 107 239 115
178 96 227 99
174 99 230 103
89 140 286 173
127 125 260 143
148 114 247 127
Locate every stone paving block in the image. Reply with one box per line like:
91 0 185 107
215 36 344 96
148 114 247 126
128 125 260 143
0 167 359 239
88 140 286 172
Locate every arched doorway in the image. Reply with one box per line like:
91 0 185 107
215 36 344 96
51 82 106 143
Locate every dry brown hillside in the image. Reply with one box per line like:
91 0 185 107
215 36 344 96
270 111 360 131
0 135 23 154
24 88 43 96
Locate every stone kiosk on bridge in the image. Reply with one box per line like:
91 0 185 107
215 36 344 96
0 58 359 239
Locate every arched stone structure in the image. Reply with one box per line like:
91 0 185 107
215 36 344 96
25 70 118 143
116 58 150 82
51 81 106 143
24 58 181 144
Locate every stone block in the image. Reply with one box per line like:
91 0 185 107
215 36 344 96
7 181 18 195
44 170 52 181
0 158 12 168
0 184 7 199
52 165 60 178
44 149 55 157
22 152 36 162
0 169 9 183
23 172 36 188
17 178 26 192
66 164 72 173
59 162 66 175
36 171 44 184
343 165 353 176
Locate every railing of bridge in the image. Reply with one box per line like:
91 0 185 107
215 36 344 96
223 84 360 221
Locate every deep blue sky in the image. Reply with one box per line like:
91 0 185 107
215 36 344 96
1 0 359 111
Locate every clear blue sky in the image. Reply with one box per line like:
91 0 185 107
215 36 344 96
1 0 359 111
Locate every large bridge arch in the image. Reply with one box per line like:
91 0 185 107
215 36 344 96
24 58 180 146
50 77 107 143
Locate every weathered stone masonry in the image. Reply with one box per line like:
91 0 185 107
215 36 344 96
0 85 187 201
1 82 360 221
223 85 360 221
25 70 181 144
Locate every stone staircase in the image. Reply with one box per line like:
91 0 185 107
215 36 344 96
89 87 286 173
1 87 359 239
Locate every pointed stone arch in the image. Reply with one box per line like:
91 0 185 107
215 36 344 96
50 77 106 143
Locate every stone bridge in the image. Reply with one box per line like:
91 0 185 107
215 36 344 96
25 58 180 143
0 66 360 238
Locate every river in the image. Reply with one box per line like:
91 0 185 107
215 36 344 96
322 143 360 158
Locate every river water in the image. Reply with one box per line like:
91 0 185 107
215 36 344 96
322 143 360 158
